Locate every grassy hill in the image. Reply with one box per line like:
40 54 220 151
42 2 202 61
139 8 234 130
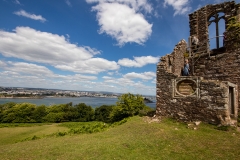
0 116 240 160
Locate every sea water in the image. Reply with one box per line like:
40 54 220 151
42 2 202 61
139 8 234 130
0 97 156 109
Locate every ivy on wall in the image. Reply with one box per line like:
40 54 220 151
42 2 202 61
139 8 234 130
225 16 240 49
226 16 240 40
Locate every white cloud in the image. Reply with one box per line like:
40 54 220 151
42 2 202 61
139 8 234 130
123 71 155 80
0 61 98 88
0 60 7 67
14 10 46 22
0 61 155 95
103 71 156 84
65 0 72 6
86 0 152 13
164 0 191 16
0 27 119 74
118 56 159 67
55 58 120 74
6 62 53 76
89 2 152 46
102 75 155 94
151 78 156 84
14 0 21 5
54 74 97 82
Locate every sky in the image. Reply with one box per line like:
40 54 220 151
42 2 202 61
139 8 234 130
0 0 239 95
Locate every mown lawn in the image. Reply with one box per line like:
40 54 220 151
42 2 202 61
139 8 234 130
0 116 240 160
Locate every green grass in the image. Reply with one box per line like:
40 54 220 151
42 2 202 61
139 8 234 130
0 117 240 160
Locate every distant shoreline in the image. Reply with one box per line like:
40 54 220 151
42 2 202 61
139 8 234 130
0 96 118 99
0 97 43 99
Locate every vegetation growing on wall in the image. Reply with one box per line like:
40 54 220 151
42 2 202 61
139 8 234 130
226 16 240 46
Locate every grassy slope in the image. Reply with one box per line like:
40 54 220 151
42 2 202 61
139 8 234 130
0 117 240 160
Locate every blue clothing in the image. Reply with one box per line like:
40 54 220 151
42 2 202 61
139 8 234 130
183 63 189 76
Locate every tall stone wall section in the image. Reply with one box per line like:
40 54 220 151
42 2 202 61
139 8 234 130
156 1 240 125
157 76 238 125
156 41 238 125
191 1 240 110
156 40 186 117
193 50 240 111
189 1 240 53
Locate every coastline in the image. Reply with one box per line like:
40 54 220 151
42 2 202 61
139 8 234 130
0 97 43 99
0 96 118 99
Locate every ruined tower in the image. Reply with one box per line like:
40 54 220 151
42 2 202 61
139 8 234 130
156 1 240 125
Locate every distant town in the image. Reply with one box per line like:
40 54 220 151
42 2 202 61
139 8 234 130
0 86 156 101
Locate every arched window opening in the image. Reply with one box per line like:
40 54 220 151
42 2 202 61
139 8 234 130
208 12 225 49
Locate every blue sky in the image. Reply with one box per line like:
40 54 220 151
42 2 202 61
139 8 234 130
0 0 239 95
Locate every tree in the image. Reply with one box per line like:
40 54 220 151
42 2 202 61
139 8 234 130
2 103 36 123
32 105 47 122
109 93 149 122
74 103 94 122
95 105 114 123
43 112 64 123
43 103 77 122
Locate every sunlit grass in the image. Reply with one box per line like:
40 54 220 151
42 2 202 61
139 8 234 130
0 123 68 145
0 117 240 160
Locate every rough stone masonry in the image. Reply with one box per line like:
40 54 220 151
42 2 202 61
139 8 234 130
156 1 240 126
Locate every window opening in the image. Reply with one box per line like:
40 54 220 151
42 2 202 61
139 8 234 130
229 87 235 115
208 12 225 49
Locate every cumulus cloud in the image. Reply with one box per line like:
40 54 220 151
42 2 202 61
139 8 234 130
65 0 72 7
88 2 152 46
14 10 46 22
6 62 54 76
55 58 119 74
0 60 7 67
118 56 159 67
1 61 97 82
164 0 191 16
86 0 152 13
14 0 21 5
123 72 155 80
102 75 155 94
103 71 155 83
0 27 119 74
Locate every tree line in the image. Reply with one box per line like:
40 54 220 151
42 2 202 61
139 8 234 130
0 93 154 123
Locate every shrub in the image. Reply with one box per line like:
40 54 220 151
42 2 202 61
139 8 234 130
95 105 114 123
1 103 37 123
43 112 64 123
32 105 47 122
74 103 94 122
109 93 150 122
138 107 155 117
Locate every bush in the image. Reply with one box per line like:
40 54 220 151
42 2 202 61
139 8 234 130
74 103 94 122
1 103 37 123
138 107 155 117
32 105 47 122
43 112 64 123
109 93 151 122
95 105 114 123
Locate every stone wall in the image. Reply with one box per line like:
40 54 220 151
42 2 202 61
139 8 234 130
157 40 187 77
156 1 240 125
189 1 240 53
156 40 186 118
156 40 238 125
156 57 238 125
193 50 240 111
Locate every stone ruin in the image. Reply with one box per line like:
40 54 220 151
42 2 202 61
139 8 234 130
156 1 240 126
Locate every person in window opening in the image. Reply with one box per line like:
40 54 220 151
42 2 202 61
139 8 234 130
192 35 199 52
223 32 226 46
182 59 190 76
